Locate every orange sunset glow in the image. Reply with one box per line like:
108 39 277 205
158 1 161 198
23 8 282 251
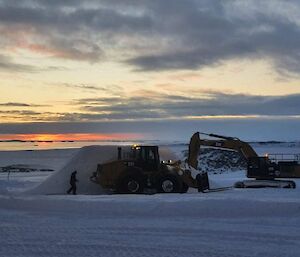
0 133 141 142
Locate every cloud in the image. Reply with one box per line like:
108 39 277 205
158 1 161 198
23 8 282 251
125 1 300 74
1 0 299 75
0 54 38 72
72 91 300 120
0 102 50 107
59 83 122 93
0 1 151 63
2 90 300 122
0 54 66 73
0 110 42 120
19 40 104 63
0 102 31 107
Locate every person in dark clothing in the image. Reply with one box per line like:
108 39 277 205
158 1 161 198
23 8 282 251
196 172 210 192
67 171 78 195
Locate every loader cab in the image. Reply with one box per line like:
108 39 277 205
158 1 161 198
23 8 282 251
131 145 160 171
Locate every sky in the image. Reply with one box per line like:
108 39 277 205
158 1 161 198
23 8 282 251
1 0 300 141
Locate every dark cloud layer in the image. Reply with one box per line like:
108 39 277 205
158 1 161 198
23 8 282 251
125 1 300 73
75 92 300 120
0 0 299 74
2 91 300 122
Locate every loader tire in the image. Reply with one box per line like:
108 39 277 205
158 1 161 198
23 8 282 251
117 175 145 194
157 175 182 193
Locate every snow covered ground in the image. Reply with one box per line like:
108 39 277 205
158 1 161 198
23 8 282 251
0 143 300 257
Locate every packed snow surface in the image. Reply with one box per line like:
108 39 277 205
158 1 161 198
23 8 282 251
1 172 300 257
0 143 300 257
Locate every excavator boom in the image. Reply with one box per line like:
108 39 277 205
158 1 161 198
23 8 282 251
198 132 258 159
200 132 237 141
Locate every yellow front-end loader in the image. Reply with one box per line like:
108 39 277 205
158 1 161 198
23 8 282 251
90 134 207 194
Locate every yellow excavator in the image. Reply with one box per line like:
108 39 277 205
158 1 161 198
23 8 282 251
195 132 300 188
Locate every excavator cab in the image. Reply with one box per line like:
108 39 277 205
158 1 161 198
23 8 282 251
247 157 277 179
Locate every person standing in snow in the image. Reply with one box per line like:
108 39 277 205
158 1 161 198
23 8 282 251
67 170 78 195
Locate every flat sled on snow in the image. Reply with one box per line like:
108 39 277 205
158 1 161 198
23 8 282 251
196 172 232 193
234 179 296 189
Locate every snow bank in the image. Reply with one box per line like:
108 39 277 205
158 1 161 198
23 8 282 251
25 145 179 195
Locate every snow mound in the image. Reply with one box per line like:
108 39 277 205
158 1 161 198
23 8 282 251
26 146 122 195
26 145 179 195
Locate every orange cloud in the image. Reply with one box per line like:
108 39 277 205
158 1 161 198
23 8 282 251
11 41 68 58
22 43 66 57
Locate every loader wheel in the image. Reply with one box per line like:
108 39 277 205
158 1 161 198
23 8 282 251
118 175 144 194
158 175 182 193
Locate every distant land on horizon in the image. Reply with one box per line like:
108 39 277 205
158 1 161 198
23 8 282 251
0 139 299 144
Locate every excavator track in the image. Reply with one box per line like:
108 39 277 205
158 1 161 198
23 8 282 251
234 179 296 189
202 186 233 193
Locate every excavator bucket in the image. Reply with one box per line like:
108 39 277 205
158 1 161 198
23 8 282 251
196 172 210 192
187 132 201 169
